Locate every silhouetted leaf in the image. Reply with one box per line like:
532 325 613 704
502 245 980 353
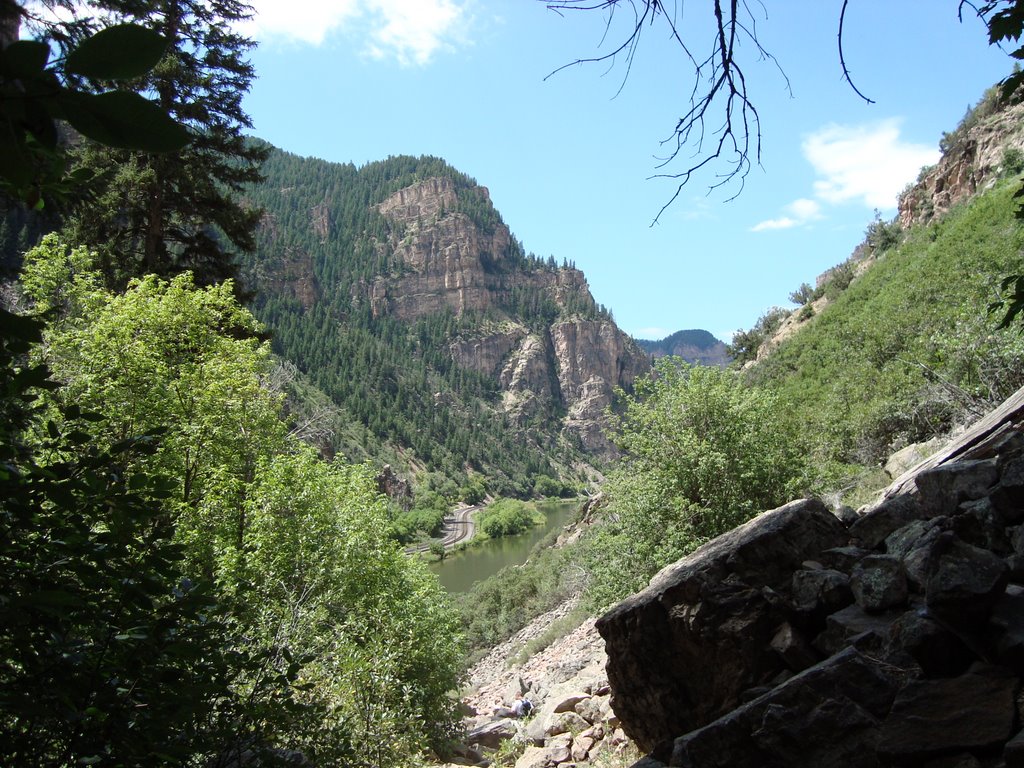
1 40 50 79
65 24 168 81
61 91 189 153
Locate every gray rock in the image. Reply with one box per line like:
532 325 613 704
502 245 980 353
925 536 1009 625
819 546 871 573
552 693 588 714
573 697 603 725
770 622 819 673
1004 728 1024 768
597 498 848 751
953 497 1011 555
466 718 518 749
990 587 1024 674
851 555 908 613
791 568 853 617
993 456 1024 525
886 609 974 678
850 493 924 550
833 505 859 526
667 647 908 768
885 517 946 559
902 524 950 589
915 459 998 518
813 603 900 658
878 668 1018 759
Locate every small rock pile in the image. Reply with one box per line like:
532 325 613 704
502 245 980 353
456 605 635 767
598 432 1024 767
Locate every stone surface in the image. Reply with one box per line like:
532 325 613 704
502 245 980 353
887 610 974 678
791 568 853 617
850 494 924 550
466 718 518 749
851 555 908 613
667 648 907 768
925 536 1009 624
878 669 1019 759
596 498 848 751
914 459 999 518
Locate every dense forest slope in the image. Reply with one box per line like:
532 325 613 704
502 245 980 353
240 151 649 495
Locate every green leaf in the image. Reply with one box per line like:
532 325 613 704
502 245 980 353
65 24 169 81
1 40 50 79
60 91 190 153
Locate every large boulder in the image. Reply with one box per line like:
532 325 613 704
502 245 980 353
596 498 848 751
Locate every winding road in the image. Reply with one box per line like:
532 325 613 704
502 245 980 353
406 505 479 554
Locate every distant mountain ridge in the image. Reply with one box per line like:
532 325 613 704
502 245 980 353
240 149 649 493
636 329 730 367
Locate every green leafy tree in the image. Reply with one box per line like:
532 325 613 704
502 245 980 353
583 359 806 607
0 307 297 767
22 235 285 579
238 447 464 764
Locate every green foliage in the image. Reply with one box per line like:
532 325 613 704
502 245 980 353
1002 147 1024 177
478 498 541 538
789 282 821 306
726 306 789 366
582 360 807 608
753 179 1024 467
0 309 289 766
865 211 902 253
15 237 465 762
0 22 187 208
62 0 268 291
237 447 464 764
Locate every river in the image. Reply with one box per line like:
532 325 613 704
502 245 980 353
427 499 579 593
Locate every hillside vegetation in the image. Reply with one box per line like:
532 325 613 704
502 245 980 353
755 178 1024 471
238 149 636 500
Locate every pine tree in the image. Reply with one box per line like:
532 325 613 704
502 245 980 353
65 0 267 292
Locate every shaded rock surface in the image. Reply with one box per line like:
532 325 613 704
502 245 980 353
597 412 1024 767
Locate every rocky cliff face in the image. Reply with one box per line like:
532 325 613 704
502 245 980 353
899 99 1024 228
597 388 1024 766
371 177 648 455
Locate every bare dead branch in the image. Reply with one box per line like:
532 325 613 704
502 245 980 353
838 0 875 104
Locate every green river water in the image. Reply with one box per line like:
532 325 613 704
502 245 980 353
427 500 579 593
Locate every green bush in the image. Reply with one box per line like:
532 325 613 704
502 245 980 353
478 498 539 538
582 360 807 609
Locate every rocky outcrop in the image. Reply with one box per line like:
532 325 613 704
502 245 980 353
598 387 1024 766
371 177 649 455
899 100 1024 228
552 320 648 453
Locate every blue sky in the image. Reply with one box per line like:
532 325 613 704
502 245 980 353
241 1 1013 342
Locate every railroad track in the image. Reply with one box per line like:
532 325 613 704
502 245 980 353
406 505 479 554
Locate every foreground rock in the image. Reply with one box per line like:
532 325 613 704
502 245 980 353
598 405 1024 767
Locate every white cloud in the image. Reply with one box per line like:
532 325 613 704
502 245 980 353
245 0 470 65
243 1 359 46
752 198 821 232
752 119 938 232
803 119 939 209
